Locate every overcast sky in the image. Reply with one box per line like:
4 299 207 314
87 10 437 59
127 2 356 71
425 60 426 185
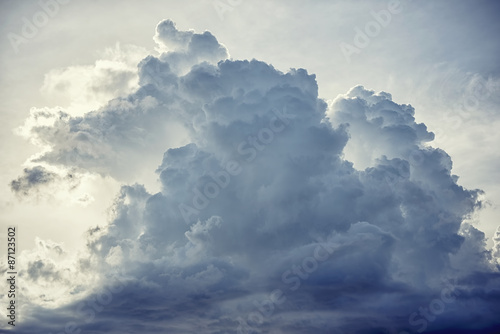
1 1 500 333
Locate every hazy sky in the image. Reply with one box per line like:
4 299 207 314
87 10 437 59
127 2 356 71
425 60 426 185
1 1 500 333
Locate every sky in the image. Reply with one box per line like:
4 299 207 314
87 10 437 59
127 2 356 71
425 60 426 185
0 0 500 333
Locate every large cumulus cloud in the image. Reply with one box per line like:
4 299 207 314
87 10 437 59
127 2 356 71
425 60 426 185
6 20 500 334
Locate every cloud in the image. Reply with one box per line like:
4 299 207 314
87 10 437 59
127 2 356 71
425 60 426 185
6 20 500 334
327 85 435 169
10 165 79 197
493 226 500 266
5 238 95 310
10 166 57 194
40 43 148 116
153 19 229 74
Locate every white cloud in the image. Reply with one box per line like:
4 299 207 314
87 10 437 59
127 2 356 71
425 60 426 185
40 43 148 116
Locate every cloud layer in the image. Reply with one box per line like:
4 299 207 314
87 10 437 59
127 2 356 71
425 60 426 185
6 20 500 334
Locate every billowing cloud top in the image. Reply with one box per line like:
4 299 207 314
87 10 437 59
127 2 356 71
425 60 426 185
5 20 500 334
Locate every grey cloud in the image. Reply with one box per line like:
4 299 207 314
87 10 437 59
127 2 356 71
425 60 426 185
26 259 61 282
154 19 228 75
12 20 500 334
10 165 78 196
10 166 56 194
154 19 194 51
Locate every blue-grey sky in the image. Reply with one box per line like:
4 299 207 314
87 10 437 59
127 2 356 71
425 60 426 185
1 1 500 333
